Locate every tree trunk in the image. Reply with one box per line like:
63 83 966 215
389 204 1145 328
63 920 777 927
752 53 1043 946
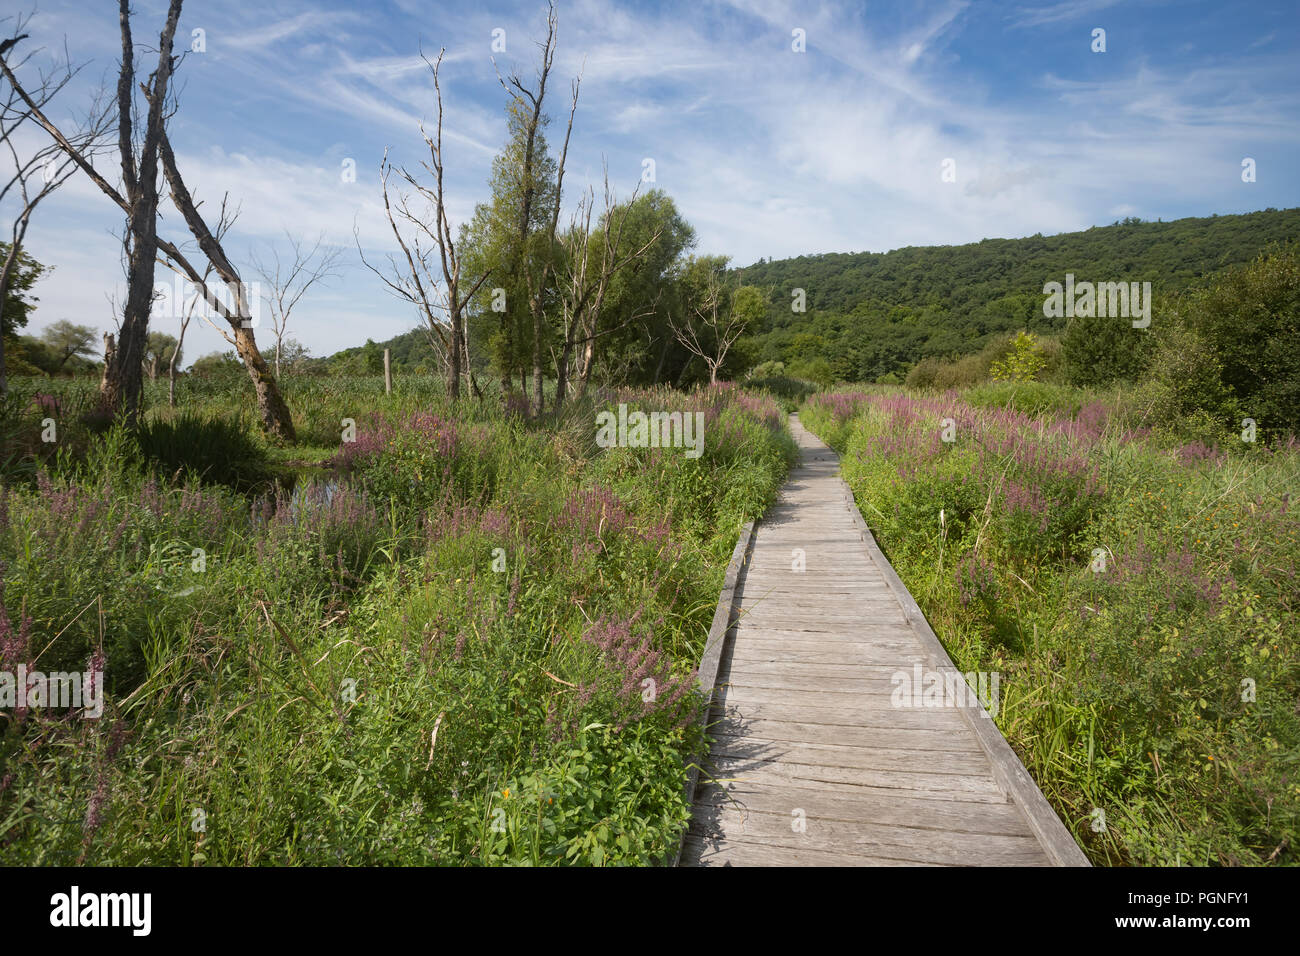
462 322 482 399
652 333 670 385
156 117 298 443
499 311 512 399
448 305 461 401
234 325 296 441
109 158 164 421
554 334 571 414
99 333 115 394
531 303 544 415
99 0 180 425
105 236 156 422
575 333 598 400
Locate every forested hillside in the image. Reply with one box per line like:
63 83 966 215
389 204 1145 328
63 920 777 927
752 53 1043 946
326 328 440 373
740 207 1300 383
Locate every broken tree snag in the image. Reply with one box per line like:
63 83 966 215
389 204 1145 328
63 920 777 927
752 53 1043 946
99 332 116 395
234 325 296 442
156 125 297 442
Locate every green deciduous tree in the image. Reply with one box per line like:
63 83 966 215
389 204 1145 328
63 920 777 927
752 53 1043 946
0 242 43 337
459 96 561 399
40 319 97 369
572 188 695 389
670 256 763 384
143 330 180 379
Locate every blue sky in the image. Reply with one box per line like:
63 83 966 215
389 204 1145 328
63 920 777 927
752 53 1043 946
5 0 1299 361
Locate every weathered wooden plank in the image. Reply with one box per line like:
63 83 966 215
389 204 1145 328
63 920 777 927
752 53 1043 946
702 754 1007 798
695 783 1031 835
725 643 927 665
690 809 1051 865
730 616 910 634
733 632 920 649
738 589 899 601
714 686 973 720
730 626 921 645
698 775 1010 806
706 717 982 752
725 660 940 681
739 594 901 609
706 735 993 775
719 673 924 694
682 835 942 867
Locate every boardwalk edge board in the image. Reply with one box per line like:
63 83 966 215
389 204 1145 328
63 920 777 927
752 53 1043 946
834 475 1092 868
672 519 756 867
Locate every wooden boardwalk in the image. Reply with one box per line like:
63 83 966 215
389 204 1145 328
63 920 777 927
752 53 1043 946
681 415 1088 867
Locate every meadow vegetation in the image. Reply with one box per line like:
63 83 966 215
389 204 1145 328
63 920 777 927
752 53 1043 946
0 375 795 865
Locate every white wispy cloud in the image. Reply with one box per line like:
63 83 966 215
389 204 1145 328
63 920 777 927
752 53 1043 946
1010 0 1126 29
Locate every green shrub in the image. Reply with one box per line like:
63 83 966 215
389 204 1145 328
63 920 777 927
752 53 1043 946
1062 311 1151 387
746 360 785 379
1130 321 1238 442
932 351 992 389
906 333 1020 391
904 356 942 389
787 356 834 387
1176 244 1300 440
990 331 1048 383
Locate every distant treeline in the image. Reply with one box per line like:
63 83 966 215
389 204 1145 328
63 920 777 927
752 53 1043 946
736 207 1300 383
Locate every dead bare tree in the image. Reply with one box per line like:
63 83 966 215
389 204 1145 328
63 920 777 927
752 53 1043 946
1 0 299 439
668 261 747 385
358 49 493 401
250 230 342 377
100 0 181 422
98 331 114 393
358 148 484 399
356 151 449 378
494 1 579 415
0 8 111 394
155 124 296 438
554 170 660 412
409 48 484 401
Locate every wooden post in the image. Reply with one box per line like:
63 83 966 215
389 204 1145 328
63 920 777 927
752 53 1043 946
383 348 392 395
